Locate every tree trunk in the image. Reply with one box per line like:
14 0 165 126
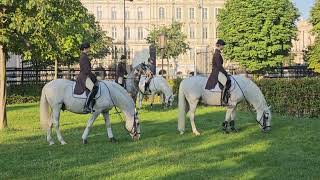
0 45 7 129
54 59 58 79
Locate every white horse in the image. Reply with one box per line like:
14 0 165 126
40 79 140 145
137 75 175 109
178 75 271 135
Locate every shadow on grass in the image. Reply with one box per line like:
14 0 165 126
1 103 320 179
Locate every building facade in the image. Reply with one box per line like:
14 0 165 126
292 19 315 65
80 0 225 76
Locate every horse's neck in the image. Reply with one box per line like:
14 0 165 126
153 78 172 97
110 84 135 116
238 77 267 114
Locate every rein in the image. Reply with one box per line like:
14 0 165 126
230 76 271 130
101 81 139 137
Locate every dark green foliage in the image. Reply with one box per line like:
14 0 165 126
255 78 320 117
218 0 299 72
7 95 39 105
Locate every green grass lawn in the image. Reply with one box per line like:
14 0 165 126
0 103 319 180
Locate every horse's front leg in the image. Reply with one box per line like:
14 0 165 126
229 106 238 132
103 112 117 143
222 107 233 133
52 106 66 145
150 92 155 108
82 112 100 144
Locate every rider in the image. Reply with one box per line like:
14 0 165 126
74 42 98 113
116 55 128 87
144 58 154 93
205 39 231 106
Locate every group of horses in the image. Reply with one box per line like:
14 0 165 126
40 63 271 145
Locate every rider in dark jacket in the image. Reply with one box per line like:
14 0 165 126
205 39 231 105
74 42 98 113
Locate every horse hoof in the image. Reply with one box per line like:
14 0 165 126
61 141 67 145
82 139 88 144
231 128 239 133
49 141 55 146
193 131 201 136
179 131 184 135
223 130 230 134
110 137 118 143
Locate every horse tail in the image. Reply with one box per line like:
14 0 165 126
178 81 189 133
40 86 51 130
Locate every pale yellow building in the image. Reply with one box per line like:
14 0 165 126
80 0 225 76
292 19 315 65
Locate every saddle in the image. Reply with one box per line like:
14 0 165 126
203 78 235 106
72 82 102 99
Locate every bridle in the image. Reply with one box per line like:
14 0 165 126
102 81 140 137
128 113 140 137
231 76 271 131
257 111 271 131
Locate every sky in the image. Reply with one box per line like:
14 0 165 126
293 0 315 19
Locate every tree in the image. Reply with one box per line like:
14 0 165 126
217 0 299 72
307 0 320 73
0 0 110 129
146 22 189 77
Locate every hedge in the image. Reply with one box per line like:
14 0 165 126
255 78 320 118
6 78 320 118
169 77 320 118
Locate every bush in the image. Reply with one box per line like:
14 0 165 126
7 84 44 105
7 84 44 96
255 78 320 118
7 95 40 105
168 77 183 95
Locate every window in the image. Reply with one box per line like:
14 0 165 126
189 27 195 39
159 7 165 19
111 7 117 20
112 27 117 39
125 27 131 40
97 6 102 19
189 8 195 19
215 8 221 17
138 7 143 20
176 7 182 19
125 9 130 20
138 27 144 40
202 8 208 19
202 27 208 39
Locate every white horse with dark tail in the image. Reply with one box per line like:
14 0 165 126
40 79 140 145
137 75 175 108
178 75 271 135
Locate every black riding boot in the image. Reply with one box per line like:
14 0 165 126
84 85 98 113
222 79 231 106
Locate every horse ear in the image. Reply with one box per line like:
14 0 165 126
268 105 272 109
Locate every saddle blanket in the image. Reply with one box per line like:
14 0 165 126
72 82 102 99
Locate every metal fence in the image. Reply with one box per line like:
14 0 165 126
6 67 116 85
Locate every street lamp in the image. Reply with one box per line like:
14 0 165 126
158 33 167 77
124 0 133 62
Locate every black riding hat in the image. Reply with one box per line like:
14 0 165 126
216 39 226 46
80 42 91 50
